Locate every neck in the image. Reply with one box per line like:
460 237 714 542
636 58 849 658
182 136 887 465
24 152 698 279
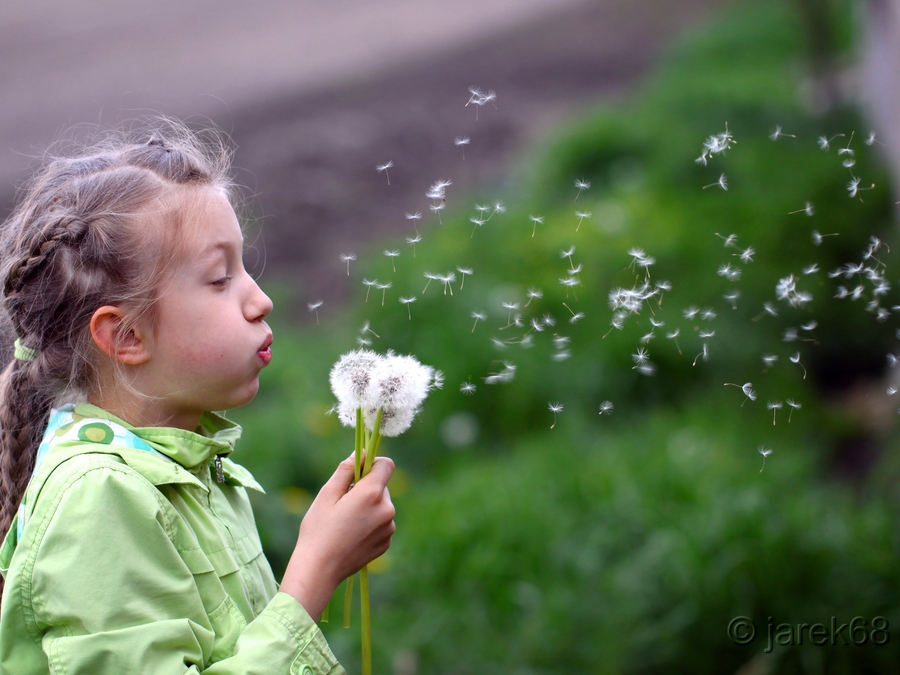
87 388 202 431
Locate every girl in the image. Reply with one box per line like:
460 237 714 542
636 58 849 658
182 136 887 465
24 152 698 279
0 120 396 674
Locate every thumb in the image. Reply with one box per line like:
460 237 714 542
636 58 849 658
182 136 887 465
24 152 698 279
318 454 357 502
359 456 395 491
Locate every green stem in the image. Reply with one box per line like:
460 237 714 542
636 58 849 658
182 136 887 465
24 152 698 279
354 408 363 483
363 409 383 477
360 564 372 675
343 574 355 628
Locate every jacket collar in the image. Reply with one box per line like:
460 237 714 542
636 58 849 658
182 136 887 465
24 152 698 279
64 402 261 492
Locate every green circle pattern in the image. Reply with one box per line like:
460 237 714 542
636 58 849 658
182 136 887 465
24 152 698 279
77 423 115 445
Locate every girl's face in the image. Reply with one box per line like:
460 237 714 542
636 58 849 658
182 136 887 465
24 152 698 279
139 188 273 428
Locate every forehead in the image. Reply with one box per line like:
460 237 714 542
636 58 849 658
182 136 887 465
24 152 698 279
178 187 243 254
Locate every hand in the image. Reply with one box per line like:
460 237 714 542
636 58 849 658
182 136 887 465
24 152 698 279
280 455 396 620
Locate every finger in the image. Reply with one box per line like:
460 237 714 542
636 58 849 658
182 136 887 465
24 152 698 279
361 456 395 489
318 455 357 501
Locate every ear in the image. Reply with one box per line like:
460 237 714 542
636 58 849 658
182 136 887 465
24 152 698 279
90 306 150 365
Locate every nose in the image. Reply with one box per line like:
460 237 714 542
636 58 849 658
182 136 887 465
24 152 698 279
245 276 274 322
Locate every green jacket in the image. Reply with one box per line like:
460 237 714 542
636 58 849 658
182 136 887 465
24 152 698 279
0 402 344 675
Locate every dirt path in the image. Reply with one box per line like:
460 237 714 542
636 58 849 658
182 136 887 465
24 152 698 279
0 0 723 310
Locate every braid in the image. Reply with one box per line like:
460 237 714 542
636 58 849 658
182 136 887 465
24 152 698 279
0 361 53 538
5 215 89 298
0 118 235 572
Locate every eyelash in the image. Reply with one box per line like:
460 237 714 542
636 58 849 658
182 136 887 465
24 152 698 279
212 275 233 287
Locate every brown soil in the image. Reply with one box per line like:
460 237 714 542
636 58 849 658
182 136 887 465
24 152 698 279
227 0 724 309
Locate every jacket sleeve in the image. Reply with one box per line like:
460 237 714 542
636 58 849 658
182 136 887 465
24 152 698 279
24 458 344 675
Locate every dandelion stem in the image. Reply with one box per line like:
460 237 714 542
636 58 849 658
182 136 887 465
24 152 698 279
343 575 354 628
360 565 371 675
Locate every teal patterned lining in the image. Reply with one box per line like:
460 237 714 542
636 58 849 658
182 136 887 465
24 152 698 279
17 404 162 539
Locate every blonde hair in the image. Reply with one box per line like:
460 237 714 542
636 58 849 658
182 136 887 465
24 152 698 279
0 118 235 544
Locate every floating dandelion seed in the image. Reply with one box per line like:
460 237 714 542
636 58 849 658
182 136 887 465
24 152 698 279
376 160 393 185
454 136 470 158
492 200 506 217
640 331 655 344
725 382 757 406
701 308 717 321
307 300 323 324
359 321 380 338
502 301 520 324
737 247 755 264
399 296 416 319
752 302 778 322
889 387 898 396
716 233 739 248
789 201 815 216
817 133 844 151
528 215 544 237
812 230 838 245
362 278 378 303
770 125 796 141
375 281 392 305
384 250 400 272
575 211 591 232
767 400 783 425
758 446 773 472
406 234 422 256
703 173 728 190
790 351 807 379
457 267 473 289
437 272 456 295
683 306 700 320
718 263 742 282
465 87 498 120
800 320 817 331
865 131 879 146
847 176 875 199
888 353 899 369
559 276 580 299
786 399 801 422
560 246 577 269
421 272 438 295
598 400 614 415
405 211 423 234
340 252 357 276
460 381 476 395
429 202 446 223
524 287 543 307
696 123 736 164
632 347 649 366
569 312 585 324
574 178 590 202
762 354 778 367
665 329 682 354
548 402 564 428
470 217 486 237
802 263 819 275
471 311 487 332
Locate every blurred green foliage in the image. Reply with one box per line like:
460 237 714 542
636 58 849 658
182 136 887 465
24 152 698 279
232 0 900 672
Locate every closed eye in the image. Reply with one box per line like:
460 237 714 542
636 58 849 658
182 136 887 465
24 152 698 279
211 275 232 287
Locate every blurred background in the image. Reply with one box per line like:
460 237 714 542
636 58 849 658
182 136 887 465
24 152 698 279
5 0 900 672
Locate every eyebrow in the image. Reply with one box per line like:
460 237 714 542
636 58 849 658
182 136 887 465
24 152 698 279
197 240 241 262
